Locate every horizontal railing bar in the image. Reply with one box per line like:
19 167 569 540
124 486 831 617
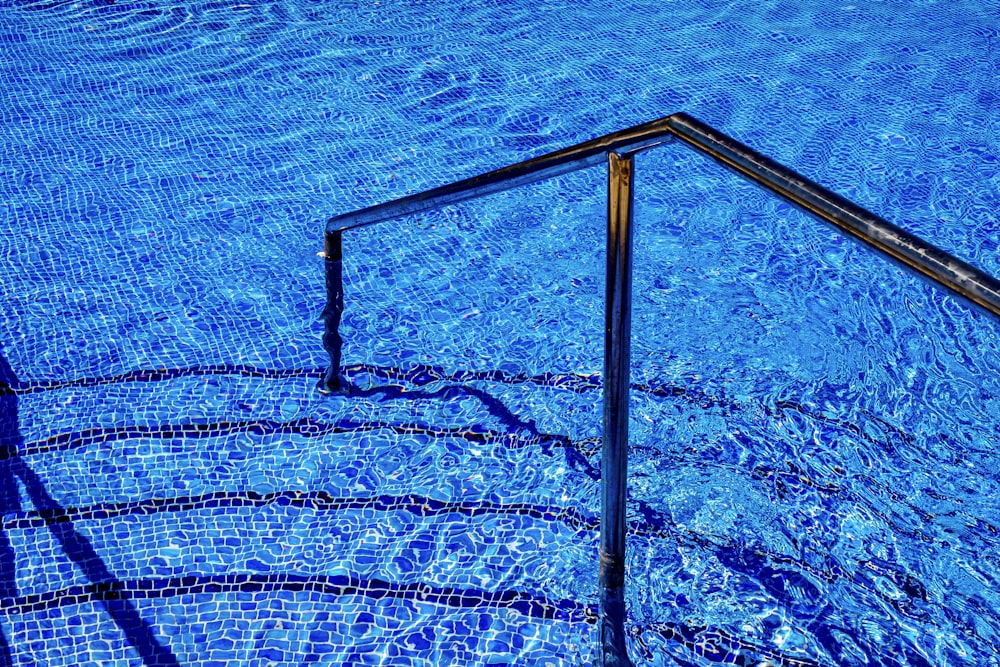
665 112 1000 319
326 119 674 233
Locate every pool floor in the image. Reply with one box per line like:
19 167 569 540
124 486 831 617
2 0 1000 665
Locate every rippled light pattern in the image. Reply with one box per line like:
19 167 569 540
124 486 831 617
1 0 999 665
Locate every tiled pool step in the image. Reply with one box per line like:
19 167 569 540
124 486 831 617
6 361 926 467
6 492 598 600
10 369 601 508
1 363 945 666
16 421 595 513
2 368 608 666
2 578 595 667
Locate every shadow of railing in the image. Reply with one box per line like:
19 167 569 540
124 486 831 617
0 349 180 667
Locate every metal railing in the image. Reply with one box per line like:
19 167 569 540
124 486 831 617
317 112 1000 666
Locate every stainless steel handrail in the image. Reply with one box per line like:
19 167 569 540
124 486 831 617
325 112 1000 318
666 114 1000 319
326 118 674 233
319 112 1000 667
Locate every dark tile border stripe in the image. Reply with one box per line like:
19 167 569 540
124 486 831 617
3 490 600 533
0 569 833 666
1 362 919 452
0 486 850 609
10 416 579 460
6 482 918 627
0 572 594 623
2 362 719 407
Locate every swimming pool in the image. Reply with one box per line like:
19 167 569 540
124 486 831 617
1 0 999 665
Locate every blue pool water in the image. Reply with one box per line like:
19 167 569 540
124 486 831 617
1 0 999 665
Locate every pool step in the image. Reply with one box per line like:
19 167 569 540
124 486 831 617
2 369 605 666
6 489 599 601
2 363 890 666
2 572 597 667
11 369 600 509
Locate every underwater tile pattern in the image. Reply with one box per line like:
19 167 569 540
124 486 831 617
2 0 1000 665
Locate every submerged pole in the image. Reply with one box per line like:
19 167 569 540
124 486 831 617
319 229 346 394
600 151 634 667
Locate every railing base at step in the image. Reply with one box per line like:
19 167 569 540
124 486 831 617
316 373 349 395
599 589 632 667
319 230 346 395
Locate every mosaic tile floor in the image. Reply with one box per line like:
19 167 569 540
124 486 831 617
3 0 1000 665
3 363 603 665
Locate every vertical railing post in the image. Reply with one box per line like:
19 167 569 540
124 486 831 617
600 151 634 667
319 229 346 394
